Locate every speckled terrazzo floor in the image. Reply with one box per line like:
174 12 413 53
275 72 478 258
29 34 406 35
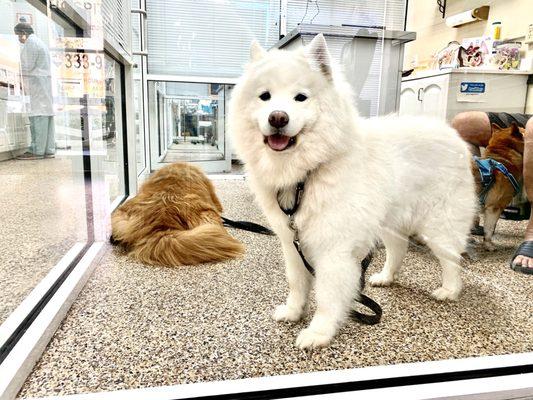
18 180 533 399
0 157 87 325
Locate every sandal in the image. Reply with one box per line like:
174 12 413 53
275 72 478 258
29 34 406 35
510 241 533 275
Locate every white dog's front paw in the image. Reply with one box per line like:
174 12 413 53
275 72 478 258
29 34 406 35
369 272 393 287
273 304 302 322
483 241 496 252
295 328 333 349
431 287 460 301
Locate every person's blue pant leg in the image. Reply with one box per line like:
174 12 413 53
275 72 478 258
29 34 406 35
45 116 56 155
28 116 38 154
28 116 55 156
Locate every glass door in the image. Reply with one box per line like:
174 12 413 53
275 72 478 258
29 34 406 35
0 0 90 329
148 81 232 173
0 0 130 367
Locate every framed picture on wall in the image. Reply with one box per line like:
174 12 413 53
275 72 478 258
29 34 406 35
15 13 33 25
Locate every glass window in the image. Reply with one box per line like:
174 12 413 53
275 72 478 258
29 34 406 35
0 1 88 323
0 0 129 341
4 0 533 399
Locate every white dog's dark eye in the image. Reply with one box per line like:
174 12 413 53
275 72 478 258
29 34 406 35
259 91 271 101
294 93 308 102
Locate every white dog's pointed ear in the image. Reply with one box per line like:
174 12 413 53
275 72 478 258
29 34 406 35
305 33 332 79
250 40 267 62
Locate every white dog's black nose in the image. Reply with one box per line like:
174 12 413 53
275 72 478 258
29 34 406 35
268 111 289 129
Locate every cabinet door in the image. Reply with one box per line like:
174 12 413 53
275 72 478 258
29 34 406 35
400 74 450 120
421 75 449 120
399 83 421 116
421 84 446 119
0 131 6 152
6 113 16 146
0 96 6 151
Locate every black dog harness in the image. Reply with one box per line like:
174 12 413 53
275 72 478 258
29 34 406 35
277 180 382 325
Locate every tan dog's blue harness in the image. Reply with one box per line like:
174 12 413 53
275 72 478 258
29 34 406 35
473 156 521 205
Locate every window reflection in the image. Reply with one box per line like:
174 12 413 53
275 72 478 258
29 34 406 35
92 54 126 205
0 1 88 324
148 81 225 163
13 23 55 160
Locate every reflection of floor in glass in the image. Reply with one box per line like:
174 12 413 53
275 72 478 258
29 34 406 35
170 142 220 152
102 139 121 203
162 142 224 162
162 148 224 162
55 136 123 204
0 157 88 325
19 180 533 397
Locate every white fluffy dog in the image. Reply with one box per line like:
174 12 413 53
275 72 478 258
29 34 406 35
228 34 477 349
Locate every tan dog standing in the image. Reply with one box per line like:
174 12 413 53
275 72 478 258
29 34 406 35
472 123 524 250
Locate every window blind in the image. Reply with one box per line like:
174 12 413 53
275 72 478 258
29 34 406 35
145 0 406 79
102 0 132 53
146 0 280 77
287 0 406 32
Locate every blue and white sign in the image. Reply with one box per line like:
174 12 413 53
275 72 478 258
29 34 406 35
460 82 486 93
457 81 488 103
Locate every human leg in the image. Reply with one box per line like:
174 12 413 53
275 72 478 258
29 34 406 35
44 116 56 156
30 115 48 156
511 116 533 274
16 116 43 159
451 111 492 156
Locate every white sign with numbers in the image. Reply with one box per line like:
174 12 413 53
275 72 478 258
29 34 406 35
52 51 105 98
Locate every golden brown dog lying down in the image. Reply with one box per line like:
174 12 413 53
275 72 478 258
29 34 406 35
472 122 524 250
111 162 244 266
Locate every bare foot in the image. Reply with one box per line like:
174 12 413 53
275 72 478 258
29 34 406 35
511 254 533 273
511 212 533 274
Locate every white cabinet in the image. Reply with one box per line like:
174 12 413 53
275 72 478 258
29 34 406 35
400 73 449 119
400 69 529 121
398 82 419 116
0 86 30 160
0 87 7 152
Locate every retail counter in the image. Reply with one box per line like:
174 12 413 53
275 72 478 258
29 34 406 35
399 68 531 121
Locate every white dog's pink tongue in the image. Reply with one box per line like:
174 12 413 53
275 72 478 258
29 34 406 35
267 134 290 151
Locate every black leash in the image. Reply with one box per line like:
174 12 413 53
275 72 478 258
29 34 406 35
221 216 275 236
353 253 382 325
278 180 382 326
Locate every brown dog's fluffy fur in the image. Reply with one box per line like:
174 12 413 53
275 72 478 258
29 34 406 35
472 123 524 250
111 163 244 266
